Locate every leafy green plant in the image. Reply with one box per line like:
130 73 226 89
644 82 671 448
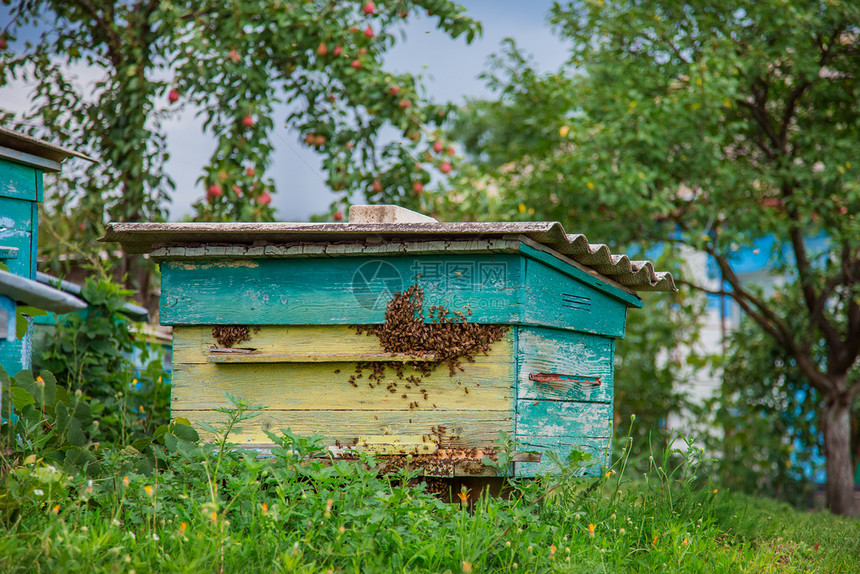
34 277 170 446
1 400 858 573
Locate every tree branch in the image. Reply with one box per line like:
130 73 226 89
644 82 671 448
70 0 123 69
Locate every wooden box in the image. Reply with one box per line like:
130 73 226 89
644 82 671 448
105 206 675 477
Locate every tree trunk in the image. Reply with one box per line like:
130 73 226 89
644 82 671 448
823 395 857 516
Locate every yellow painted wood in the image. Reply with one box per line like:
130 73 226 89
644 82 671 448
173 325 513 365
207 351 438 363
171 360 512 411
172 409 511 447
356 435 439 455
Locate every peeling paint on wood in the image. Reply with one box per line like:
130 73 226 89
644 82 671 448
524 259 628 338
517 328 614 403
207 351 441 363
514 436 609 477
173 409 512 448
173 325 512 364
171 361 513 411
150 239 522 260
160 254 523 326
355 435 439 455
515 400 612 438
0 161 37 202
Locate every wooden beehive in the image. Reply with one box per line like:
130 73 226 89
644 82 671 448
105 205 675 477
0 127 90 375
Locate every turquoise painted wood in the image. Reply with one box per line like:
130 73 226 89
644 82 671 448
516 327 614 403
0 198 34 231
514 436 609 477
519 243 642 308
160 254 525 326
515 399 612 438
523 258 628 338
160 252 630 338
0 161 37 201
0 156 42 375
0 197 34 279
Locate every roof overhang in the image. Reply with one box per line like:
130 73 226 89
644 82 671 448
0 125 96 172
102 219 677 294
0 270 87 314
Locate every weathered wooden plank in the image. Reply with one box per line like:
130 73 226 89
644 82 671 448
517 327 614 403
0 230 32 278
173 325 513 365
355 435 438 455
29 203 37 278
160 254 523 326
207 351 439 363
515 400 612 437
523 258 628 338
172 409 512 447
0 198 34 232
152 239 523 260
0 160 37 201
171 359 514 411
513 436 609 477
0 146 61 173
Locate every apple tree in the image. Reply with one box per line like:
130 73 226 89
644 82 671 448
0 0 479 302
443 1 860 515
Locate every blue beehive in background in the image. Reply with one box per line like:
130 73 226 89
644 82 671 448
105 205 675 477
0 127 91 376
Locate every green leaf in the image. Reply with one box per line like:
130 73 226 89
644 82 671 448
171 422 199 442
9 386 35 408
17 306 48 318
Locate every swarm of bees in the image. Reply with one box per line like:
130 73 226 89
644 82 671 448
348 284 508 409
212 325 253 348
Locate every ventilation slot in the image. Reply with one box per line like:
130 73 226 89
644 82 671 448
560 293 591 311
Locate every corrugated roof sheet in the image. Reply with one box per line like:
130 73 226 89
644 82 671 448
102 221 676 292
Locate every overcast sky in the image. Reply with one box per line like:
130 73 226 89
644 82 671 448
1 1 568 221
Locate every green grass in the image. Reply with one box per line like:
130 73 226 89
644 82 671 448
1 409 857 573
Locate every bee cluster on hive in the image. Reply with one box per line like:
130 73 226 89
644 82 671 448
349 284 508 413
211 325 259 348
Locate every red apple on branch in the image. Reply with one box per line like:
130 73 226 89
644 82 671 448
333 211 344 221
242 115 255 128
440 161 452 174
258 191 272 205
362 1 376 15
168 89 179 103
433 140 443 153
